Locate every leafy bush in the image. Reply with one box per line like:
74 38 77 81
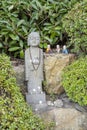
0 54 46 130
62 56 87 106
0 0 80 57
62 1 87 55
0 0 30 58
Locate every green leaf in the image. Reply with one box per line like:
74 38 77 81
0 43 3 48
9 34 19 41
19 40 24 48
22 26 27 34
39 43 43 48
31 3 38 10
8 5 14 11
36 1 42 8
20 50 24 58
17 20 25 27
55 26 61 30
1 31 8 35
43 43 47 48
44 36 52 43
8 47 20 52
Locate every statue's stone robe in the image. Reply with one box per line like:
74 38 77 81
25 46 46 110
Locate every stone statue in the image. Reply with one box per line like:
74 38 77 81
62 45 68 54
46 44 52 53
56 44 61 53
25 32 46 111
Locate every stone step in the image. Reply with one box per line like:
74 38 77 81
26 93 46 104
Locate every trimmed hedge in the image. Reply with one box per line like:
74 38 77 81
62 56 87 106
62 1 87 55
0 54 46 130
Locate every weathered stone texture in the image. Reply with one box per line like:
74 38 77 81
40 108 87 130
44 53 75 95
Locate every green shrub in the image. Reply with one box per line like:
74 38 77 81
0 54 46 130
0 0 80 57
62 56 87 106
62 1 87 55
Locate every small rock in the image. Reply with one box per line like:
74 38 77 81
62 97 72 103
47 101 54 106
54 99 63 107
75 104 87 112
64 103 74 109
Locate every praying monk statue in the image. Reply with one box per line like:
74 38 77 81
25 32 46 111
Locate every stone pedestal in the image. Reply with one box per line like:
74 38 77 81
26 93 46 104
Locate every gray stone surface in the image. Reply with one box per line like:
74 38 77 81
13 64 24 87
26 93 46 104
31 103 49 112
54 99 63 108
40 108 87 130
47 101 54 106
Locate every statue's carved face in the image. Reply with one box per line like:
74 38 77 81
28 32 40 46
